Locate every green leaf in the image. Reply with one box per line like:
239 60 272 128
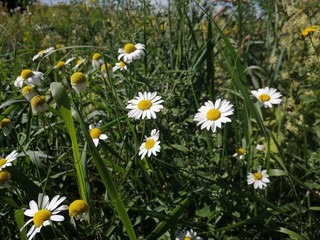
15 209 28 240
278 227 307 240
269 169 288 177
171 144 190 152
146 194 194 240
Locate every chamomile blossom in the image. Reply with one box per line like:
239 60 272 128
176 229 203 240
0 150 18 171
72 58 86 71
54 57 74 69
118 43 145 63
32 47 55 61
0 170 11 189
101 63 113 78
21 86 36 101
21 193 68 240
232 148 246 159
113 61 128 72
194 99 234 133
91 53 104 69
89 121 108 146
14 69 44 88
251 87 282 108
0 118 12 136
126 92 164 120
70 72 87 93
30 96 48 115
68 199 89 227
139 129 161 159
247 167 270 190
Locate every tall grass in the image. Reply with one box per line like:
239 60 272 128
1 0 320 239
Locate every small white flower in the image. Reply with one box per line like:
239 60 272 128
232 148 246 159
72 58 86 71
14 69 44 88
176 229 203 240
118 43 145 63
0 118 12 136
126 92 164 120
21 193 68 240
113 61 128 72
0 150 18 171
70 72 87 93
139 129 161 159
54 57 75 69
251 87 282 108
194 99 234 133
32 47 55 61
0 170 11 189
68 199 89 227
256 144 265 152
30 96 48 115
89 120 108 146
92 53 104 69
247 167 270 189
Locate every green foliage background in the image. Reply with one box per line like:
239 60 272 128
1 0 320 239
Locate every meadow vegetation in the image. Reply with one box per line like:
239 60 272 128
1 0 320 239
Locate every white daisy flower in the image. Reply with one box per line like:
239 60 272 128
21 86 36 101
0 150 18 171
70 72 87 93
92 53 104 69
68 199 89 227
20 193 68 240
139 129 161 159
89 120 108 146
118 43 145 63
113 61 128 72
232 148 246 159
30 96 48 115
21 193 68 240
72 58 86 71
32 47 55 61
0 118 12 136
101 63 113 78
247 167 270 189
14 69 44 88
0 170 11 189
126 92 164 120
194 99 234 133
54 58 74 69
251 87 282 108
176 229 203 240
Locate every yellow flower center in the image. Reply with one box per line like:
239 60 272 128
77 59 84 65
253 172 263 180
258 94 270 102
124 43 136 53
92 53 102 60
69 200 89 217
0 158 7 167
138 100 152 110
207 109 221 121
21 69 33 80
33 209 52 228
107 63 112 70
71 72 86 84
119 61 126 68
237 148 246 155
30 96 46 108
101 63 106 71
56 61 65 68
90 128 101 139
0 118 11 128
0 170 10 185
21 86 33 95
301 26 318 37
145 138 155 150
184 238 192 240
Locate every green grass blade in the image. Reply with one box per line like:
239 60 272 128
50 82 88 202
146 194 194 240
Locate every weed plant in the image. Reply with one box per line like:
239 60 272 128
0 0 320 239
